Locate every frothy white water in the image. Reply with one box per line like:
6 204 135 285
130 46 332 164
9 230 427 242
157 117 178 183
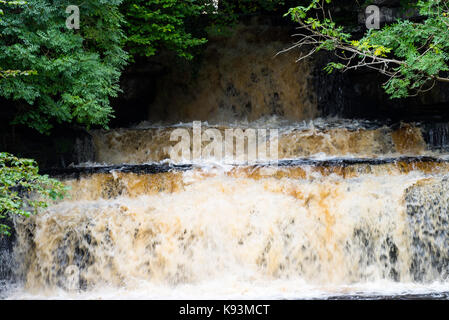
4 163 449 299
89 121 430 165
5 280 449 300
4 117 449 299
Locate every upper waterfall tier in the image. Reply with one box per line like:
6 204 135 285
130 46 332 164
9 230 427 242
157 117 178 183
86 121 443 166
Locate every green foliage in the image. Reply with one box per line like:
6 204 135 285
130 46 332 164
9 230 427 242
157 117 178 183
122 0 211 60
0 1 35 78
218 0 287 17
323 62 344 74
367 1 449 98
0 152 67 236
122 0 295 59
286 0 449 98
0 0 128 134
207 0 290 36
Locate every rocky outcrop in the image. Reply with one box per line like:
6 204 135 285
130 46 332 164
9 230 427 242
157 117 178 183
0 219 15 287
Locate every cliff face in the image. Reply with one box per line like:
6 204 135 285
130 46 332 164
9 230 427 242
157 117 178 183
116 14 449 126
314 55 449 122
0 219 14 288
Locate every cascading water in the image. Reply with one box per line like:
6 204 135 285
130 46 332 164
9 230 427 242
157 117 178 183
2 118 449 299
89 120 429 165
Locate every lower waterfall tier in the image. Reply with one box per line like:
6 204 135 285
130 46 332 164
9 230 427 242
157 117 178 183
5 160 449 298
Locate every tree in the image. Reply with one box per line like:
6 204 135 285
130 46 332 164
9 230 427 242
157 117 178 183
0 152 67 236
0 3 67 238
283 0 449 98
0 0 128 134
122 0 212 60
0 1 35 78
121 0 295 60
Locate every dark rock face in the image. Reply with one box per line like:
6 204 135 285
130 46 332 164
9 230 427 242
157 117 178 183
0 219 15 285
41 156 449 180
0 122 95 170
313 51 449 123
314 1 449 122
109 58 165 128
422 122 449 152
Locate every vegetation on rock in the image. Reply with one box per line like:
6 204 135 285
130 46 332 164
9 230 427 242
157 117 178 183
0 152 67 236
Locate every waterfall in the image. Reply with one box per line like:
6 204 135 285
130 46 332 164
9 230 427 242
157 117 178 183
89 121 429 165
3 119 449 299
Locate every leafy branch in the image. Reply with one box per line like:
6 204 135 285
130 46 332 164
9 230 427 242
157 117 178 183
282 0 449 98
0 152 68 236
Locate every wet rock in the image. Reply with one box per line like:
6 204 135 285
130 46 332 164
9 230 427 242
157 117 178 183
406 178 449 281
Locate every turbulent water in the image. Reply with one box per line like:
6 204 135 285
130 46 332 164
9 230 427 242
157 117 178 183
3 119 449 299
90 120 431 165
